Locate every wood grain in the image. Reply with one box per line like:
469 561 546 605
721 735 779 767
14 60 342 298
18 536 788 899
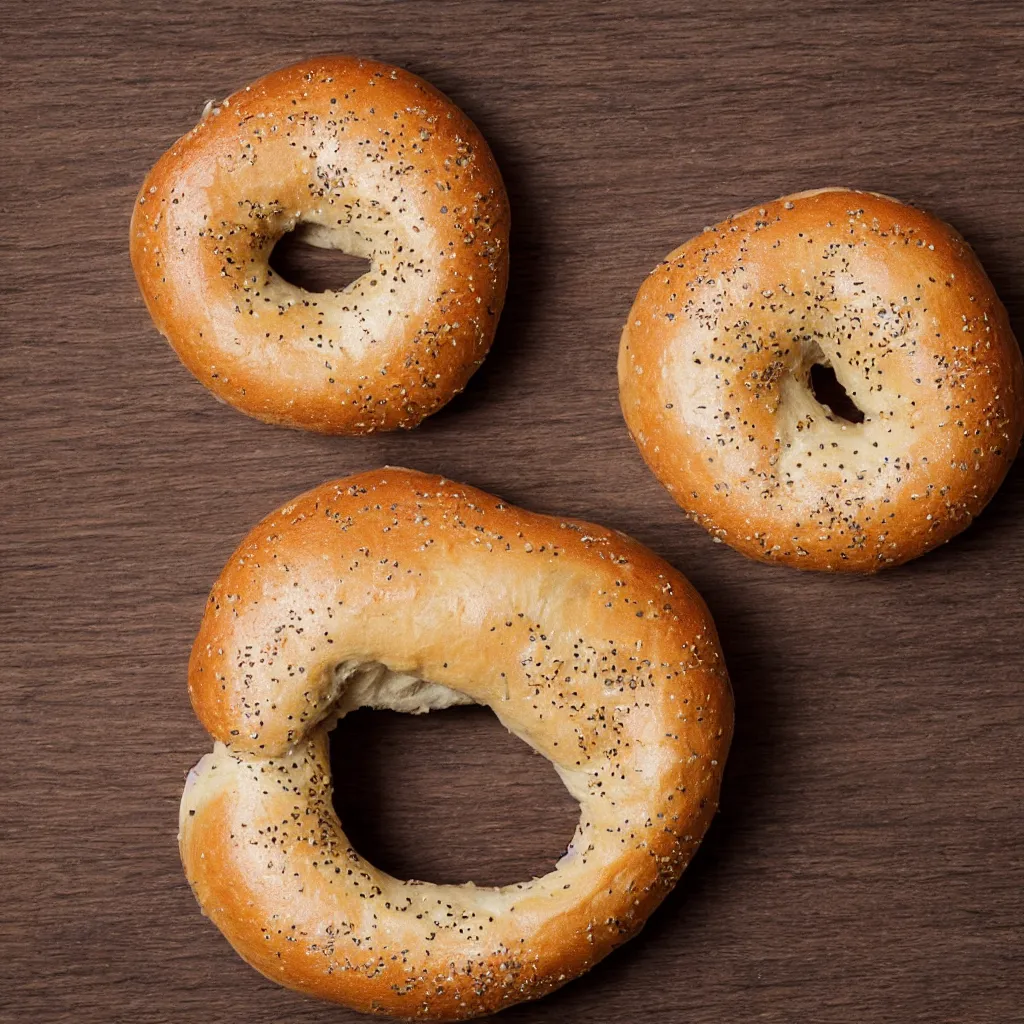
2 2 1023 1021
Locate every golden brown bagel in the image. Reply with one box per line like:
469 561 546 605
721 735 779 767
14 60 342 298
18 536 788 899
180 468 732 1018
619 188 1024 571
131 57 509 433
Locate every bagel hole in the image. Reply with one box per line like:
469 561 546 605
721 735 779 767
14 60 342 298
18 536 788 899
269 230 371 293
329 705 580 888
810 362 865 424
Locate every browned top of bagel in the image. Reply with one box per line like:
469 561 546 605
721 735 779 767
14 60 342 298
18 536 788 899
131 57 509 434
181 468 732 1018
619 188 1023 571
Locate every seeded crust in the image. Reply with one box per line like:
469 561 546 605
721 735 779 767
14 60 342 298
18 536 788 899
131 57 510 434
619 188 1024 571
181 468 733 1018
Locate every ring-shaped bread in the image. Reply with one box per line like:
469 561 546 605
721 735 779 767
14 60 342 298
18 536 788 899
180 468 732 1018
618 188 1024 571
131 57 510 433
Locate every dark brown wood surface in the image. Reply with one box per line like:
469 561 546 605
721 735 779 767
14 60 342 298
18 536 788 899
3 2 1023 1021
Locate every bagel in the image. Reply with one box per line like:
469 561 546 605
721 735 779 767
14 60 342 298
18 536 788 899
180 468 732 1018
619 188 1024 571
131 57 509 434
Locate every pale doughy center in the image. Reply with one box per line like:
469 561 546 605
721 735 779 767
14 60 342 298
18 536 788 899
195 148 437 367
254 203 432 362
774 329 916 508
668 292 919 517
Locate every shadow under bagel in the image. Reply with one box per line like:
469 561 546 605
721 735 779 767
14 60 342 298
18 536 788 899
267 232 372 295
328 703 581 890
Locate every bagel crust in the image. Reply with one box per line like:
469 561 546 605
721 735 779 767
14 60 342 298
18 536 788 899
181 468 732 1018
619 188 1024 571
131 57 509 433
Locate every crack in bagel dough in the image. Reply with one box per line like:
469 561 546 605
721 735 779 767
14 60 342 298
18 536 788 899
130 57 509 434
618 188 1024 571
180 469 732 1019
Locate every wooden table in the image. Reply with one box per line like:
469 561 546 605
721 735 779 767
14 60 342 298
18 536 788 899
3 2 1022 1020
